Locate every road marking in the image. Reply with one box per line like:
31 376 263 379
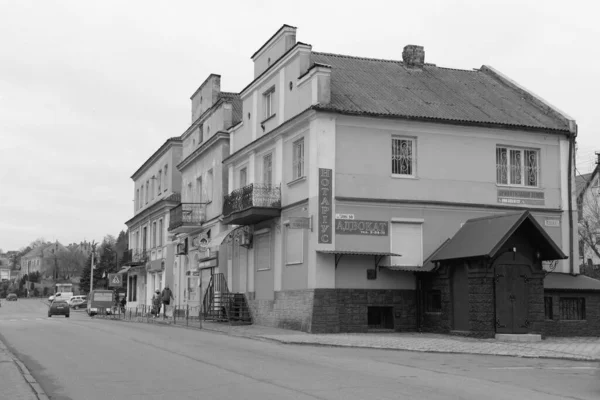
489 366 598 370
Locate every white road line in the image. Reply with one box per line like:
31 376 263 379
489 366 598 370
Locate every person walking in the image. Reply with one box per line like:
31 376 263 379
161 285 174 319
152 290 161 318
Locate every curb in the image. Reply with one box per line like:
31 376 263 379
93 316 600 363
0 339 49 400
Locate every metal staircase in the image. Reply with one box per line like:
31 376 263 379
202 273 252 325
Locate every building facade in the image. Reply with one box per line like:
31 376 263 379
220 25 580 334
169 74 242 310
124 138 183 308
577 159 600 270
20 242 67 279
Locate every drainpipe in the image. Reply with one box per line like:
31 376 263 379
567 128 577 275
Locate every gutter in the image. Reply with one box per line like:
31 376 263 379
568 127 578 275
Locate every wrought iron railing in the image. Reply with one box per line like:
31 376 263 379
122 249 148 265
222 183 281 217
168 203 206 231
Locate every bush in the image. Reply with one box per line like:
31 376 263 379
33 288 40 297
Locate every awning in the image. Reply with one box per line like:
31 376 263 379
208 227 239 251
316 250 401 269
117 266 131 274
431 211 567 263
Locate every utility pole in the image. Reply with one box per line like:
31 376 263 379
90 241 96 294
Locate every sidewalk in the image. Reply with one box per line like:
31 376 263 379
0 339 48 400
97 313 600 362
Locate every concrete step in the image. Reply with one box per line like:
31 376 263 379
495 333 542 342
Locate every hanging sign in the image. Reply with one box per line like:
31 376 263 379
318 168 333 243
289 217 311 229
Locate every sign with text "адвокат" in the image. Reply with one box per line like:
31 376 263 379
335 219 389 236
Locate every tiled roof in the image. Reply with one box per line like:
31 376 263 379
545 273 600 291
310 52 570 132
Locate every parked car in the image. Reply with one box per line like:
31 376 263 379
6 293 17 301
70 296 88 310
48 299 70 318
87 290 114 316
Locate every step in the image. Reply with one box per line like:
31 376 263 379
495 334 542 343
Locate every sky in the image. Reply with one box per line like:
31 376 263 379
1 0 598 251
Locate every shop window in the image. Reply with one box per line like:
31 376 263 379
544 296 553 319
559 297 585 320
368 307 394 330
425 290 442 313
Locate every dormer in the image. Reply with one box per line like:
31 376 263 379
190 74 221 122
251 24 297 78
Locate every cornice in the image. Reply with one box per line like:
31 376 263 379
131 138 182 180
125 193 181 227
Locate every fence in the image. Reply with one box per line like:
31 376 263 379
93 304 205 329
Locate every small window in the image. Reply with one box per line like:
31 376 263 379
157 170 162 194
239 167 247 188
163 165 168 192
206 169 213 202
264 88 274 120
426 290 442 313
292 138 304 180
559 297 585 320
496 146 539 187
263 153 273 185
392 137 415 176
146 180 149 203
544 296 553 319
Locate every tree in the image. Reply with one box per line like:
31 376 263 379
115 230 129 267
53 248 87 279
578 170 600 278
79 242 102 294
29 238 48 249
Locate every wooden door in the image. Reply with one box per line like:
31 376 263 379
452 264 469 331
495 265 530 334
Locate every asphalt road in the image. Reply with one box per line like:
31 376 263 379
0 298 599 400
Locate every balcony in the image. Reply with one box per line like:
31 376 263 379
168 203 207 234
222 183 281 226
122 249 148 266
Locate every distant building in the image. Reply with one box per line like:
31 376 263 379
20 242 67 278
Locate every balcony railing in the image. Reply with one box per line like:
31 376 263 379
169 203 206 231
223 183 281 217
122 249 148 265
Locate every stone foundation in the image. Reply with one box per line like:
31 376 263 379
246 289 417 333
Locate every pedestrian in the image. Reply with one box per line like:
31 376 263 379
161 285 174 319
152 290 161 318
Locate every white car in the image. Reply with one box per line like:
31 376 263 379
48 292 73 303
69 296 87 308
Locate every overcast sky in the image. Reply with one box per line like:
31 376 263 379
1 0 598 251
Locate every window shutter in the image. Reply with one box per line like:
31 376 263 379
285 228 303 264
390 223 423 266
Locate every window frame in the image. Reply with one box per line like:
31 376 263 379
496 146 540 188
206 169 213 203
544 296 553 320
292 138 305 180
157 171 162 195
559 297 586 320
263 87 275 120
239 167 248 188
163 165 168 192
254 229 272 271
391 136 416 178
158 219 163 247
425 290 442 313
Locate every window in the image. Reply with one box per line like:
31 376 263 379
152 222 157 248
158 219 163 246
392 137 415 176
158 170 162 194
196 176 203 203
151 176 155 199
559 297 585 320
264 88 274 119
390 222 423 267
199 125 203 143
496 146 539 187
263 153 273 184
136 189 140 210
128 275 137 302
141 185 144 206
292 138 304 180
239 167 247 188
163 165 168 192
206 169 214 202
544 296 553 319
425 290 442 313
145 180 149 203
285 226 303 265
255 231 272 271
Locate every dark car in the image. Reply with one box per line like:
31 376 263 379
6 293 17 301
48 299 70 318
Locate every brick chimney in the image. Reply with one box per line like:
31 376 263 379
403 45 425 68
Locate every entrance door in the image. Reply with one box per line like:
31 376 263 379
452 264 469 331
187 272 200 305
495 265 530 334
199 268 213 310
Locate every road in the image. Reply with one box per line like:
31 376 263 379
0 298 599 400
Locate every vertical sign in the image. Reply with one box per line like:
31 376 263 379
318 168 333 243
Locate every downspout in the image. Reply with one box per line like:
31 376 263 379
567 127 578 275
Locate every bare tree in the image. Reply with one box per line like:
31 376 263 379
578 176 600 265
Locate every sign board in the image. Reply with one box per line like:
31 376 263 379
289 217 311 229
544 219 560 227
318 168 333 243
335 213 355 220
108 273 123 287
198 258 218 269
335 219 389 236
497 189 545 206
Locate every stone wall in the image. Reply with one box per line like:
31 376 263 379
247 288 417 333
420 267 451 334
544 290 600 336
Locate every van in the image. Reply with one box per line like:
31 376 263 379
87 290 114 316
